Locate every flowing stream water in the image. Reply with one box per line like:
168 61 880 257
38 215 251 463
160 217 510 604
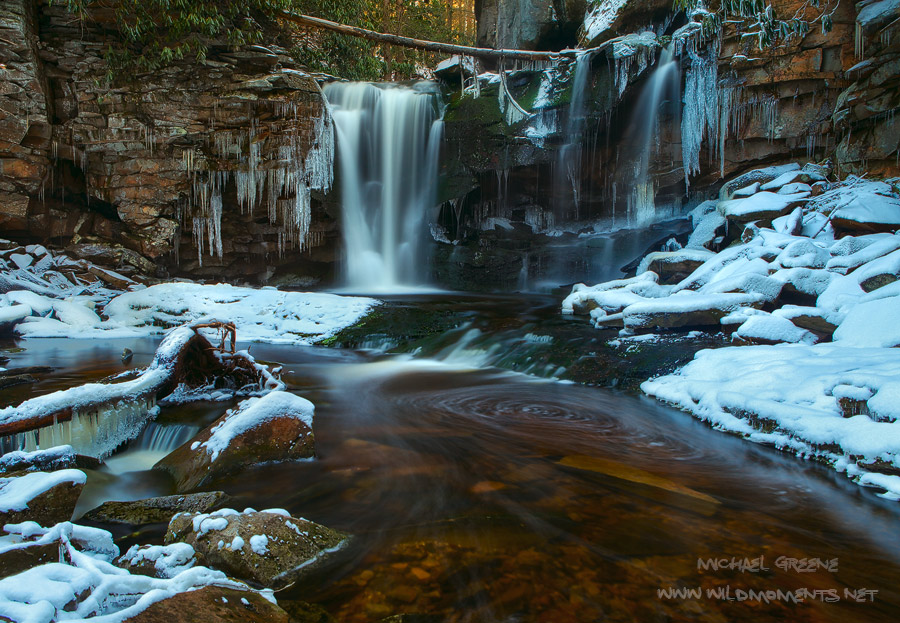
3 298 900 622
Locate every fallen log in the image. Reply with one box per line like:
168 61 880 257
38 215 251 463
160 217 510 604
277 11 623 62
0 324 282 457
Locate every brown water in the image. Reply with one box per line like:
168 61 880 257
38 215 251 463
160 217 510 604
2 298 900 622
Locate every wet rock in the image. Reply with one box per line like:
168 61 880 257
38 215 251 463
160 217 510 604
166 508 349 588
121 585 290 623
0 469 85 526
279 600 336 623
155 392 315 492
0 444 100 475
84 491 233 526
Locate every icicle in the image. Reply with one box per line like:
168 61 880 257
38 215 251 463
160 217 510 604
681 43 720 189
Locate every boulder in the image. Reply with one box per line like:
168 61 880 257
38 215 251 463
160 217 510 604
718 191 810 224
772 306 840 336
636 249 715 284
116 542 198 578
622 292 767 329
853 249 900 292
155 392 315 492
0 469 85 526
581 0 671 48
719 164 801 200
84 491 233 526
166 508 348 588
121 585 290 623
0 445 100 475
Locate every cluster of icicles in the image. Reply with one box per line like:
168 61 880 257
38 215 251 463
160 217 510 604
179 101 334 265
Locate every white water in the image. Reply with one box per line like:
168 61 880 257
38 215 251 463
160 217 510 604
324 82 443 291
554 52 593 219
625 45 680 226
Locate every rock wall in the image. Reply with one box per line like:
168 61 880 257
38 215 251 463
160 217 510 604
0 0 337 284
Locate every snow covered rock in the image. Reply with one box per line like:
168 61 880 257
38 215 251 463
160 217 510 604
636 249 715 284
0 445 83 475
622 292 767 330
718 191 810 224
0 470 85 526
733 314 818 345
0 520 266 623
155 392 315 492
852 248 900 292
772 305 841 336
117 543 198 579
120 584 289 623
719 163 801 200
166 508 348 588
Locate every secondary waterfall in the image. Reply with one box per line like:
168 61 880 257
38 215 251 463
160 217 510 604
624 44 680 226
324 82 443 290
554 51 593 220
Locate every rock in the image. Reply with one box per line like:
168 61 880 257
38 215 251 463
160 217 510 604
0 540 58 579
0 445 100 475
84 491 233 526
622 292 767 330
0 470 85 526
637 249 715 284
853 249 900 292
719 164 801 200
733 314 818 345
121 585 290 623
279 600 336 623
772 306 839 336
166 509 348 588
581 0 671 47
155 392 316 492
718 191 810 224
0 520 117 579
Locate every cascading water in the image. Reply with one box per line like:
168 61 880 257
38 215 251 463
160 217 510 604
324 82 443 291
624 44 680 226
553 51 593 219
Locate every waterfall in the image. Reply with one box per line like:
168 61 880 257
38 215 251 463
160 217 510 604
135 422 199 452
324 82 444 291
554 51 593 220
625 45 680 226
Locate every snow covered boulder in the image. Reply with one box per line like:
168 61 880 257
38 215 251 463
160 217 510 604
718 163 801 200
852 248 900 292
717 191 810 224
120 584 289 623
0 469 85 526
833 297 900 348
733 314 818 345
622 292 767 330
0 445 89 475
166 508 348 589
636 249 715 284
155 392 315 492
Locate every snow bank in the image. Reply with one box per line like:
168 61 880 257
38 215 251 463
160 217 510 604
564 165 900 499
642 344 900 498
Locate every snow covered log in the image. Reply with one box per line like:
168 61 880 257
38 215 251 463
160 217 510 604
0 325 282 458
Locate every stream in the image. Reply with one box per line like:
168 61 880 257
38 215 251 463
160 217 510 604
2 295 900 622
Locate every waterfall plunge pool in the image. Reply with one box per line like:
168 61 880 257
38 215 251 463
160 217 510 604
2 296 899 622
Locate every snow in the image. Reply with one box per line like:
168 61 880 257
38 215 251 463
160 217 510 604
0 446 76 473
198 391 314 462
0 470 86 512
0 520 265 623
582 0 630 44
102 283 378 345
718 191 810 219
9 253 34 270
734 314 818 344
249 534 269 555
642 344 900 498
636 249 714 275
833 298 900 347
121 543 196 578
564 164 900 499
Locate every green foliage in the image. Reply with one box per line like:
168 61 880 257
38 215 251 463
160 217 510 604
54 0 473 82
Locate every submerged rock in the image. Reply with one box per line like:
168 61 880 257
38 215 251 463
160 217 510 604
155 391 315 492
166 508 348 588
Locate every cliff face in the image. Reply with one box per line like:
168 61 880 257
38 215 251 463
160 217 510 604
442 0 899 231
0 0 336 284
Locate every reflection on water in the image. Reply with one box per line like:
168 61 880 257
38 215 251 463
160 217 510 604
3 301 900 621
